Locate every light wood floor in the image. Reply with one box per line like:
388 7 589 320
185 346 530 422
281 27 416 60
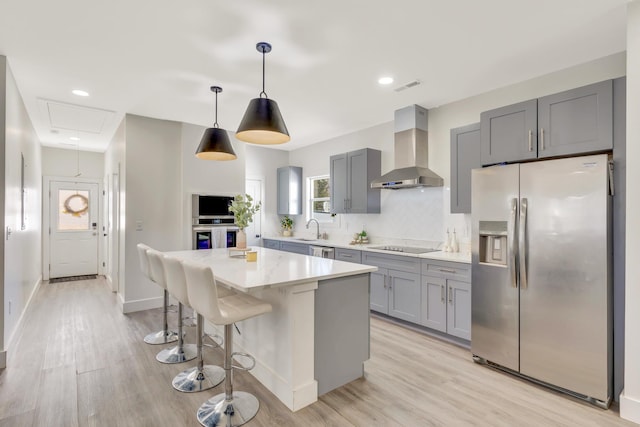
0 277 634 427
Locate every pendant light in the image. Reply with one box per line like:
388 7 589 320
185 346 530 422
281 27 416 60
196 86 237 161
236 42 290 145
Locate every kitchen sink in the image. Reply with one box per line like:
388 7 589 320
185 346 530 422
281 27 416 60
294 238 317 241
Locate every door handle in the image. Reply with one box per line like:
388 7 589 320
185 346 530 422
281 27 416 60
528 129 533 152
540 128 545 151
448 286 453 304
519 198 528 290
508 198 518 288
440 284 445 303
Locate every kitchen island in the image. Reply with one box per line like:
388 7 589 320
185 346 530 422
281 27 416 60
165 247 377 411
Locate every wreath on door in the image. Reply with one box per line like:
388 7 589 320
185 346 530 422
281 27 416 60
63 194 89 217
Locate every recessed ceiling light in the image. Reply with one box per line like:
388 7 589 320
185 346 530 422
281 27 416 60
70 136 80 141
72 89 89 97
378 77 394 85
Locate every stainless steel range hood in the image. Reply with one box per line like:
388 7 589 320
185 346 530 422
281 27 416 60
371 105 443 189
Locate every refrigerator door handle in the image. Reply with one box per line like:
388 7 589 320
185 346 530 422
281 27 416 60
508 198 518 288
519 198 528 290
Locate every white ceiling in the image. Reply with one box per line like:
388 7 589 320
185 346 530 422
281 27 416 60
0 0 628 153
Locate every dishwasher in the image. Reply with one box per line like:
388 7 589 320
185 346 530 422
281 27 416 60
309 245 335 259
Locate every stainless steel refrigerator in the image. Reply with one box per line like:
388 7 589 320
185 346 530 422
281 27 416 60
471 153 612 407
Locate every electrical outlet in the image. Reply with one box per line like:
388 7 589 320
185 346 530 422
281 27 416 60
8 300 11 315
135 220 143 231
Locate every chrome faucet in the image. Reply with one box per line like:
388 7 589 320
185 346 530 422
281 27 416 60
306 218 321 239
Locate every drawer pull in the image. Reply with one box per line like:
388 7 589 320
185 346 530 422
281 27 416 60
343 254 352 258
438 268 457 274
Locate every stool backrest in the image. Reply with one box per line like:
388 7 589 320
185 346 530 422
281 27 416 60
146 249 168 290
182 260 224 325
162 255 189 307
136 243 152 281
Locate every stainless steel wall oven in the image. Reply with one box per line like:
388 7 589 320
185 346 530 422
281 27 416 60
192 194 238 249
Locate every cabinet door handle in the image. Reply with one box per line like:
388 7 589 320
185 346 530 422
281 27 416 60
528 129 533 152
540 128 545 151
448 286 453 304
438 268 456 274
440 284 445 303
343 254 352 258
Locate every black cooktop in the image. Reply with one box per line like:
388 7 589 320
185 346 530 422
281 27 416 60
368 245 439 254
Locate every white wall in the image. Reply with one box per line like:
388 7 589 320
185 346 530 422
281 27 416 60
1 56 42 367
104 119 125 294
41 146 104 179
282 52 625 247
121 114 182 310
179 123 246 248
287 122 444 245
621 1 640 423
245 145 289 239
428 51 626 252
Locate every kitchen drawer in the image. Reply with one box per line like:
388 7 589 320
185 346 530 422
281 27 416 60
280 241 309 255
362 252 420 274
421 259 471 283
335 248 362 263
263 239 281 250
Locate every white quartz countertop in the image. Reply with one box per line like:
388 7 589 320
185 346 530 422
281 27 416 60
164 247 377 292
263 236 471 264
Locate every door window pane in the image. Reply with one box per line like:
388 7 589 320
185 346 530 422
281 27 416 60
58 189 90 230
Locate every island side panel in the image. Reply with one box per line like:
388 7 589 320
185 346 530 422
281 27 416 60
315 273 371 395
203 281 319 412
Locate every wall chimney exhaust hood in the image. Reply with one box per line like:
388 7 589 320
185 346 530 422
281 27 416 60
370 105 443 189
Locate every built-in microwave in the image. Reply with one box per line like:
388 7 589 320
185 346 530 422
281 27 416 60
192 194 235 225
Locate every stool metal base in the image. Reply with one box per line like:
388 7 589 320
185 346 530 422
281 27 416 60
156 343 198 364
172 365 225 393
144 329 180 345
196 392 259 427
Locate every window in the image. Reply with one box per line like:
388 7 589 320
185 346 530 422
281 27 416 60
58 189 90 231
308 175 334 224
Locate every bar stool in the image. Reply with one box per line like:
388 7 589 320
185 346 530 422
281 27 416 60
161 254 225 392
147 249 196 364
137 243 179 345
182 260 272 427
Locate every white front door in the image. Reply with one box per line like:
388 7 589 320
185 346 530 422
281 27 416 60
49 181 99 278
246 178 263 247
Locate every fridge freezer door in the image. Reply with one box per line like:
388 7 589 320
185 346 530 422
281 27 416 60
519 154 611 402
471 164 520 371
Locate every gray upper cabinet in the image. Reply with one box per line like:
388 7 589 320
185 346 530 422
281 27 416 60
330 148 381 214
537 79 613 159
481 99 538 166
481 79 614 166
450 122 481 214
277 166 302 215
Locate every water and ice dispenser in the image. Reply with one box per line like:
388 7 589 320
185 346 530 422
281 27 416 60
478 221 508 266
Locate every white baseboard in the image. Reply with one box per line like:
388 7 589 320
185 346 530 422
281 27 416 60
620 390 640 424
5 276 42 367
121 296 164 314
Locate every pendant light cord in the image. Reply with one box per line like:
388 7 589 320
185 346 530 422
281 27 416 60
213 90 219 128
260 47 268 98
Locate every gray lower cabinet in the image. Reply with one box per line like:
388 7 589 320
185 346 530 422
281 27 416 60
263 239 281 250
450 122 481 214
330 148 381 214
334 247 362 263
363 252 421 323
279 241 309 255
481 79 614 166
421 260 471 341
